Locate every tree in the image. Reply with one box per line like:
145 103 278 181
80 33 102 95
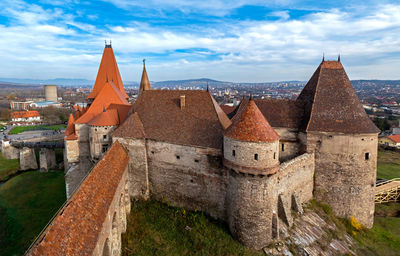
7 94 15 101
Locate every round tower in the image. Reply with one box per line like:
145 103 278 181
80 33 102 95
224 97 280 249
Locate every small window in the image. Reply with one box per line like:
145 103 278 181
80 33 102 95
273 152 276 159
281 144 285 152
254 153 258 160
194 159 199 163
365 152 370 160
102 145 108 153
232 150 236 157
103 135 107 140
176 155 180 159
95 128 97 131
151 151 155 154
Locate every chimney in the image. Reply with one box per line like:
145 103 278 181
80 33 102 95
180 95 186 110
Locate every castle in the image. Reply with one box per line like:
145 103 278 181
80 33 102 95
29 43 379 254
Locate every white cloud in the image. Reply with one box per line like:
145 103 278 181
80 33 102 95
0 0 399 81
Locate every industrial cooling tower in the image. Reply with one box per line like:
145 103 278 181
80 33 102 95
44 84 58 102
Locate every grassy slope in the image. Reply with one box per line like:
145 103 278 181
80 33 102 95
122 200 263 256
377 149 400 179
0 171 66 256
9 124 66 135
0 152 20 181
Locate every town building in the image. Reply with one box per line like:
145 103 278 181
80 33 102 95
32 45 380 254
379 134 400 148
10 110 40 124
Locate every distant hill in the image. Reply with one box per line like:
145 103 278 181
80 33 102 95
0 77 399 88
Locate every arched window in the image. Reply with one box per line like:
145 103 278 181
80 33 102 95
254 153 258 160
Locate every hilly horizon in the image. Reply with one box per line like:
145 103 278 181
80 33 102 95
1 77 399 88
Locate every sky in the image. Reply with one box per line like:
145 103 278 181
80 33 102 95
0 0 399 82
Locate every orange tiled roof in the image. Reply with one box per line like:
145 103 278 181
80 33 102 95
225 98 280 142
388 135 400 143
88 46 128 99
11 111 40 119
27 141 129 256
64 113 75 136
76 81 130 125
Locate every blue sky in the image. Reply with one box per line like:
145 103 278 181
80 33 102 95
0 0 399 82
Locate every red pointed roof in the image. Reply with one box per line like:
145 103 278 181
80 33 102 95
297 60 380 134
65 113 75 136
88 46 128 99
225 98 280 142
76 81 130 124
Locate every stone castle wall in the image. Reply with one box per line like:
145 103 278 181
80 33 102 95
306 132 377 228
146 140 226 219
89 126 115 160
226 170 277 249
274 128 301 162
223 137 279 169
113 137 149 199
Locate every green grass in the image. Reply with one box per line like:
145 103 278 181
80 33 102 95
122 200 263 256
9 124 66 135
377 149 400 180
0 171 66 256
0 152 20 181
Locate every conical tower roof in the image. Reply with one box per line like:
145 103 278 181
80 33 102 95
88 45 128 99
139 60 151 93
297 60 380 133
64 113 75 136
225 98 280 142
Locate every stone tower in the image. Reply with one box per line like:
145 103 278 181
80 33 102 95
297 59 380 228
224 97 280 249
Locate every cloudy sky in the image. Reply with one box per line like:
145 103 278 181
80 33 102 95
0 0 399 82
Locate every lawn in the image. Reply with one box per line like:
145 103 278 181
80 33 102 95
121 200 263 256
9 124 66 135
377 149 400 179
0 171 66 256
0 152 20 181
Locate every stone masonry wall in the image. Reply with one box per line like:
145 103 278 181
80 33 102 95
306 132 377 228
274 128 301 162
276 153 314 205
226 170 277 249
19 147 38 170
113 137 149 199
1 142 19 159
146 140 226 219
89 126 116 160
39 148 56 172
224 137 279 169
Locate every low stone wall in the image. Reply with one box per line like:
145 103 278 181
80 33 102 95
27 142 130 256
19 147 38 170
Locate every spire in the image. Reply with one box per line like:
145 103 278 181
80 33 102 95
296 59 380 134
338 54 341 62
206 82 209 92
249 94 253 100
139 58 151 94
88 44 128 99
322 53 325 62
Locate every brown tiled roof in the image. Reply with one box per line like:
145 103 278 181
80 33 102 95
139 64 151 93
112 112 145 139
27 141 129 256
88 46 128 99
225 98 280 142
297 60 380 134
220 105 236 116
87 104 131 127
233 98 304 129
76 82 130 124
114 90 231 149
